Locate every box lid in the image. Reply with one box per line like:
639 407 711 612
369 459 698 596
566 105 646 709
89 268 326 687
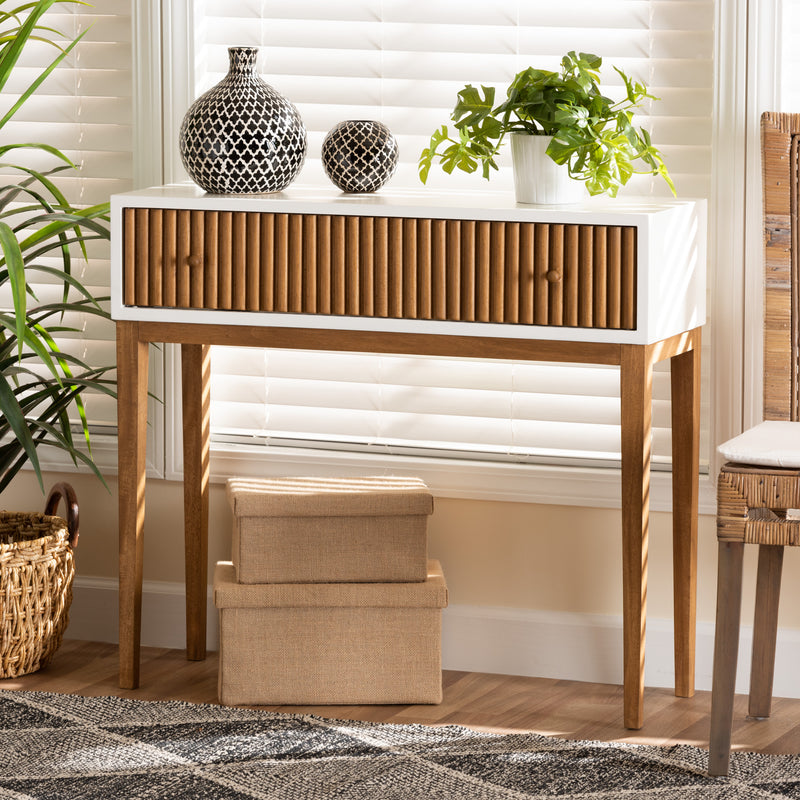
214 559 448 609
226 476 433 518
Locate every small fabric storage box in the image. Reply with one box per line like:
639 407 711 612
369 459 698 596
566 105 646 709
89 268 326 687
227 476 433 583
214 559 448 705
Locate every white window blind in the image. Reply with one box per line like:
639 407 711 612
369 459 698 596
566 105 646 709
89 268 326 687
0 1 132 434
190 0 713 469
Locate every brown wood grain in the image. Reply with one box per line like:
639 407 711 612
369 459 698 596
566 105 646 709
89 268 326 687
358 216 373 316
709 540 745 776
189 211 205 308
749 544 784 719
446 219 461 321
533 223 549 324
302 214 317 313
134 319 623 363
245 213 260 312
217 212 232 309
504 222 520 324
115 321 149 689
162 209 177 308
133 209 149 306
203 211 218 309
548 224 564 326
619 342 653 730
389 216 403 318
145 210 161 306
579 226 594 327
432 219 447 320
762 112 800 420
670 330 701 699
519 222 534 324
564 225 579 327
181 343 210 662
331 214 346 314
347 216 361 315
490 221 505 323
403 218 417 319
316 215 331 314
274 213 289 312
176 210 191 308
123 208 136 305
288 214 303 313
374 216 388 317
417 218 432 319
123 210 636 329
18 639 800 756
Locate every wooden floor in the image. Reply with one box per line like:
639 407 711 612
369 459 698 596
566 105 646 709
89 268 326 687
3 639 800 755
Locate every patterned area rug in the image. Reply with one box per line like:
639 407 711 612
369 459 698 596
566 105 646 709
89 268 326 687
0 690 795 799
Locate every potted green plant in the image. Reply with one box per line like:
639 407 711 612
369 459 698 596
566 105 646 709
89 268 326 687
0 0 115 494
418 51 675 204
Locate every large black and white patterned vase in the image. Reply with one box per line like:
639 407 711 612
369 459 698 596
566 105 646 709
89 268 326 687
179 46 307 194
322 120 399 193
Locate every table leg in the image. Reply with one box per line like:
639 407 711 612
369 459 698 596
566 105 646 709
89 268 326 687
619 344 653 730
670 332 700 698
117 321 149 689
181 343 211 661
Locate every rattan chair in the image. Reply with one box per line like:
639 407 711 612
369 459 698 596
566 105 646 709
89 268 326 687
708 112 800 776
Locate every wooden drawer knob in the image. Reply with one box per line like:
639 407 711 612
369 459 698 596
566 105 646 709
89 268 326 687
187 255 202 268
545 270 562 282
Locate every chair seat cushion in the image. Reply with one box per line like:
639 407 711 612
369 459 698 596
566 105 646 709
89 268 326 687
718 420 800 467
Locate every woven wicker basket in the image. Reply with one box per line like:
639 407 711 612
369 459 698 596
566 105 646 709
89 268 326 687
0 483 79 679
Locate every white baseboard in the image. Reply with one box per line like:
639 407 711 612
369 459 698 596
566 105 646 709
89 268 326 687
67 576 800 699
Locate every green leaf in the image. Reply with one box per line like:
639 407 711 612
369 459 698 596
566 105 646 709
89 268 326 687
0 313 61 381
418 125 453 183
419 49 675 196
0 220 26 358
0 372 43 490
452 84 496 128
0 5 88 132
0 142 74 167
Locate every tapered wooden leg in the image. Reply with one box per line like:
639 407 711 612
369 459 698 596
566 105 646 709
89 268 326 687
117 321 149 689
709 540 745 777
670 333 700 698
620 344 653 730
748 544 784 718
181 343 211 661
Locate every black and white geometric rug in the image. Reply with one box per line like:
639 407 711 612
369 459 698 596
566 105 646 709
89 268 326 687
0 689 795 799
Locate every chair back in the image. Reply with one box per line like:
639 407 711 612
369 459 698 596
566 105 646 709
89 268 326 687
763 111 800 420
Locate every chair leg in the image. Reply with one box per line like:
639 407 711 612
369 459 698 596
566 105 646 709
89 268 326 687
708 540 745 777
748 544 784 719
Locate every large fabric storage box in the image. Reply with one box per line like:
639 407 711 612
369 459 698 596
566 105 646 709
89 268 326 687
214 559 448 705
226 476 433 583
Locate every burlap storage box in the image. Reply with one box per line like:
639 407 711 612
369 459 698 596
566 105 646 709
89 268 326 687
214 559 448 705
226 476 433 583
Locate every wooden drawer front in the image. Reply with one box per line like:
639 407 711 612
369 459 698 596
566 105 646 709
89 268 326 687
123 208 637 329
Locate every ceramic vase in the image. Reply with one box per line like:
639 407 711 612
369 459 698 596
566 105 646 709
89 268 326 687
322 120 399 193
179 46 307 194
510 133 584 205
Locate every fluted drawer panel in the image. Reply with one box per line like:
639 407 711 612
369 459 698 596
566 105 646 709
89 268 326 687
123 209 637 329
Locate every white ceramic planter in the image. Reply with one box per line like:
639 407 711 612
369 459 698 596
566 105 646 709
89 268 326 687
510 133 585 205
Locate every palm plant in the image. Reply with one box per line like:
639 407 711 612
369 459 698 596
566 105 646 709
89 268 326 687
0 0 115 493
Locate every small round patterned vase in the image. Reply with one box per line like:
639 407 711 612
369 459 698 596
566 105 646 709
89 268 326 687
321 120 399 193
179 46 307 194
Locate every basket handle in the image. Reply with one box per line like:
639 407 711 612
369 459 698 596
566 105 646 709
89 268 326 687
44 482 80 548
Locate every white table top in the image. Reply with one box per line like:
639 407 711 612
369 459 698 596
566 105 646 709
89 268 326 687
113 182 701 227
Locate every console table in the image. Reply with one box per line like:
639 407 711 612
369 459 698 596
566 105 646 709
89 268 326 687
111 184 706 729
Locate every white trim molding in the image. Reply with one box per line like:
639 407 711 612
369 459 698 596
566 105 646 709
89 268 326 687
67 576 800 699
